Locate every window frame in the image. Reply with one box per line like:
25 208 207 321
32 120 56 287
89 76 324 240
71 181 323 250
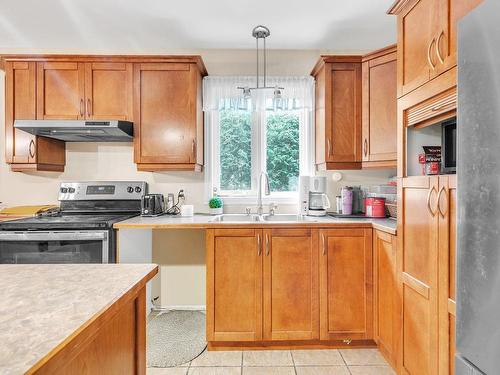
205 108 315 205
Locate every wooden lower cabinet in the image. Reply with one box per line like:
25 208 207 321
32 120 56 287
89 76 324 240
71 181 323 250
398 176 440 375
263 228 319 341
206 229 263 342
398 175 457 375
373 230 399 369
206 227 374 347
438 175 457 375
319 228 373 341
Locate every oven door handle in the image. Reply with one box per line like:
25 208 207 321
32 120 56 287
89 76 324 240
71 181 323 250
0 231 108 242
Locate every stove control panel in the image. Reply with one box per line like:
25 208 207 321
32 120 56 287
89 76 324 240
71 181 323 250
59 181 148 201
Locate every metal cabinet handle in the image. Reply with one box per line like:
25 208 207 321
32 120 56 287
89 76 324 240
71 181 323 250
28 140 35 159
87 99 92 117
257 234 261 256
327 139 332 157
322 233 326 256
427 38 437 70
437 186 448 218
80 99 84 117
192 139 196 159
427 186 438 216
436 31 445 65
265 234 270 256
363 139 368 157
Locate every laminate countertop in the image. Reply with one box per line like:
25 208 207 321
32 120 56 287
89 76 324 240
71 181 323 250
114 214 397 235
0 264 158 375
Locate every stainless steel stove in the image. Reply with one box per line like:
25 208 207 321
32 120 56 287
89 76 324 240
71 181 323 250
0 181 147 264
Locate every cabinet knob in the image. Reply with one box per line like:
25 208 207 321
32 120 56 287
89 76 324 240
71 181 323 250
427 186 438 216
265 234 270 256
436 31 445 65
257 234 261 256
80 99 84 117
427 38 437 70
437 186 448 218
28 140 35 159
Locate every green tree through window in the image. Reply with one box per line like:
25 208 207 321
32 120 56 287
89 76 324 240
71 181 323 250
266 113 300 192
219 110 252 191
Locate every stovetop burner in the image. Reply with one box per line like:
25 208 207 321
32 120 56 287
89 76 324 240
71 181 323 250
0 212 138 230
0 181 147 231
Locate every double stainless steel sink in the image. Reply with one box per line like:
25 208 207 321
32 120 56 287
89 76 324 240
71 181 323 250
209 214 317 223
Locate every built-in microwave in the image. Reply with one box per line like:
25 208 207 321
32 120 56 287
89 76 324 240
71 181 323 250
442 117 457 174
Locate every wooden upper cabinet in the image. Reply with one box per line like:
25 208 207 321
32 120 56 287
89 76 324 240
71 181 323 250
263 228 319 341
398 176 440 375
4 61 65 172
389 0 483 98
206 229 263 342
37 62 85 120
390 0 438 97
319 228 372 341
373 230 399 369
436 0 483 75
362 46 397 168
312 56 362 170
84 62 133 120
133 62 205 171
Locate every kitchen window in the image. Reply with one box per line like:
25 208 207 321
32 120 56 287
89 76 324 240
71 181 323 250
203 76 315 204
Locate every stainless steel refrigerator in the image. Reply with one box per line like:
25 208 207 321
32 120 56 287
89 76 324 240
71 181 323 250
457 1 500 374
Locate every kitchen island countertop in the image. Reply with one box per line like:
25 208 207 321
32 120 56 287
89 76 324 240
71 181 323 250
114 213 397 235
0 263 157 375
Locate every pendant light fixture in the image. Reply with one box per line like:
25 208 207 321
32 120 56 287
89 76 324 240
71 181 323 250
238 25 284 109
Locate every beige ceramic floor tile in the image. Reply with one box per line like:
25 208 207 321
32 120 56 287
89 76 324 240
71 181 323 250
348 365 396 375
295 366 350 375
188 368 242 375
339 349 388 366
292 349 345 366
190 351 242 367
243 350 293 367
147 367 188 375
242 367 295 375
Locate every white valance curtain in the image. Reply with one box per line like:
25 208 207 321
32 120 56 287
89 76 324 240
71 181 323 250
203 76 315 112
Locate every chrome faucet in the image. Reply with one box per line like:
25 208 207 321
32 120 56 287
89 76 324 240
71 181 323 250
257 172 270 215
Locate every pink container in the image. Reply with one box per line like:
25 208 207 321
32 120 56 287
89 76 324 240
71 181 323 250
365 197 386 218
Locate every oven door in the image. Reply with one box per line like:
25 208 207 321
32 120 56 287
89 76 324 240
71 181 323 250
0 231 109 264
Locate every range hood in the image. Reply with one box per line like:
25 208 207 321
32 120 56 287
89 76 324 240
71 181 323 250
14 120 134 142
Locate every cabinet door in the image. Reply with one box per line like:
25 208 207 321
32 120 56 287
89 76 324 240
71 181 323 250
319 228 372 341
434 0 483 76
84 62 133 120
133 63 197 166
206 229 263 342
326 63 362 166
5 61 37 164
37 62 85 119
397 0 440 97
438 175 457 375
373 230 398 369
263 228 319 341
398 176 439 375
362 51 397 165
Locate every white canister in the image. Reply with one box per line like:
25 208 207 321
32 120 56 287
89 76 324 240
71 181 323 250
180 205 194 217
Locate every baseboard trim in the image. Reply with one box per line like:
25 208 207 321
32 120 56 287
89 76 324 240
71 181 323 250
153 305 206 312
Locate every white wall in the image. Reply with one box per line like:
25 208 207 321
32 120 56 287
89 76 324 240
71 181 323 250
0 48 395 307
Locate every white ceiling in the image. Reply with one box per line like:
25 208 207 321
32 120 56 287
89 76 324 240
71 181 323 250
0 0 396 52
